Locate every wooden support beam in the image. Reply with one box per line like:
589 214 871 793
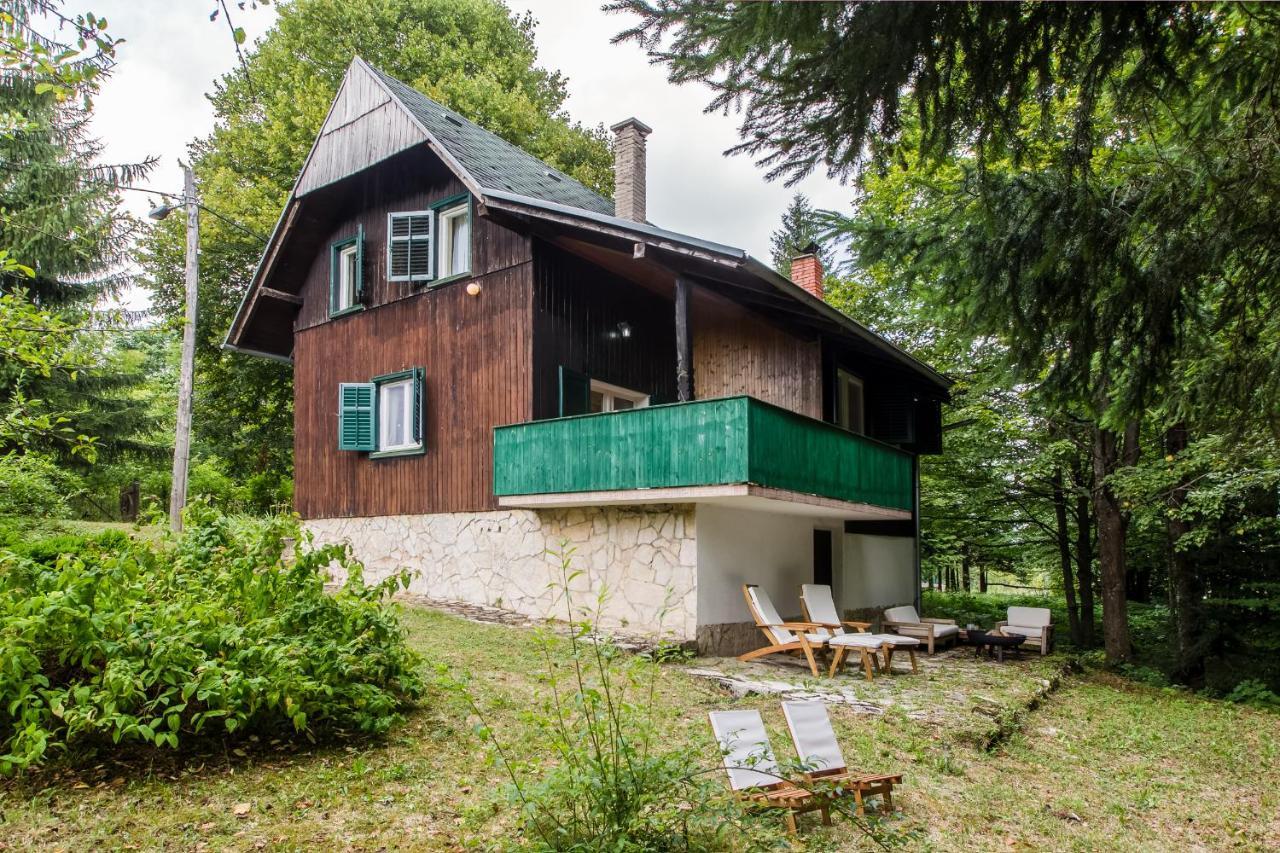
675 275 693 402
259 287 303 305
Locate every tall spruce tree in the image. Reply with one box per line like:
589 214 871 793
768 194 831 278
1 2 155 463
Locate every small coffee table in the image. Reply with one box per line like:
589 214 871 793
964 630 1027 663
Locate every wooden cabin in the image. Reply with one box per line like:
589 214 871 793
226 58 950 653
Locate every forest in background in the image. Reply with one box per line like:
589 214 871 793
3 1 1278 702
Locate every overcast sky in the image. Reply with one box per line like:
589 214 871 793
82 0 854 311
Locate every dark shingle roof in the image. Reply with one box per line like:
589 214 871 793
368 65 615 217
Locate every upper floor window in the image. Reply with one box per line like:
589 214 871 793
387 211 433 283
436 201 471 279
387 196 472 286
329 226 364 317
835 368 865 435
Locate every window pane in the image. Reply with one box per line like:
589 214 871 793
612 397 634 411
382 383 407 447
589 391 605 413
337 245 357 309
449 210 469 275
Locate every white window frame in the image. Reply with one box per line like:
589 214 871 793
836 368 865 435
436 202 471 279
387 211 433 283
377 376 419 452
334 243 358 311
589 379 649 413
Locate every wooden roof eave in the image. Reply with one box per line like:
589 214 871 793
480 192 953 396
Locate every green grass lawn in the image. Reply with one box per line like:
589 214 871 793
2 604 1277 851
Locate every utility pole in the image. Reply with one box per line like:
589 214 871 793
169 164 198 532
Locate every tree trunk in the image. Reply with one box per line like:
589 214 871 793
1072 457 1096 647
961 544 971 593
1092 424 1134 664
1165 423 1203 685
1053 470 1083 645
979 562 988 593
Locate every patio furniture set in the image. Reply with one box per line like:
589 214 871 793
739 585 1054 680
715 589 1056 833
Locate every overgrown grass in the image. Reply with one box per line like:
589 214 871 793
1 604 1276 850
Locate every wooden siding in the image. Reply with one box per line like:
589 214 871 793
295 153 530 332
531 241 678 419
296 62 427 197
293 262 533 519
691 287 822 418
493 396 912 511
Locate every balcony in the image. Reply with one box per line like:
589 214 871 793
493 396 913 519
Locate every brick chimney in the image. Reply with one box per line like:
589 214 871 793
791 241 824 300
610 117 652 222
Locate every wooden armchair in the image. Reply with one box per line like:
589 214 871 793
881 605 960 654
993 606 1054 655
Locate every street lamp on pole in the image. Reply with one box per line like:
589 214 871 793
149 165 198 533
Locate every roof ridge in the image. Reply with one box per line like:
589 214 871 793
362 61 614 215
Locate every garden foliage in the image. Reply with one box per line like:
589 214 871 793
0 503 423 774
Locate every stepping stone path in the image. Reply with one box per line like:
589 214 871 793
683 667 889 715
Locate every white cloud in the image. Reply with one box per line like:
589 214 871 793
83 0 851 311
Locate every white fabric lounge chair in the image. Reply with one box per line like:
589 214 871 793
740 585 885 679
709 709 830 833
881 605 960 654
800 584 921 674
780 700 902 815
994 606 1054 655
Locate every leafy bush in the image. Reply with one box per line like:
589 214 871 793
0 502 423 773
1224 679 1280 712
0 452 83 519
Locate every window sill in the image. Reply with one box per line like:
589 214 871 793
369 445 425 460
329 305 364 320
430 270 472 288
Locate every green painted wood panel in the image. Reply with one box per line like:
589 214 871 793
745 401 913 511
492 396 913 510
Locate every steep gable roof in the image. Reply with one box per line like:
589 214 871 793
225 58 950 394
366 65 613 216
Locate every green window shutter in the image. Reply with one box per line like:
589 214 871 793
354 223 366 303
412 367 424 446
558 366 590 416
338 382 377 451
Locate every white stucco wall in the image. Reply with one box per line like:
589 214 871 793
840 533 916 612
694 504 844 626
306 506 698 642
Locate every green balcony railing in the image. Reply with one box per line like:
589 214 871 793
493 396 913 511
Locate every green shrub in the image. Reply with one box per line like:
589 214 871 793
1224 679 1280 711
0 452 82 519
0 502 423 774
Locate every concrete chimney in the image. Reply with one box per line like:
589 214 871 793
610 117 652 222
791 241 824 300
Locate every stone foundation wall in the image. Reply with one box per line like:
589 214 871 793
306 506 698 642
